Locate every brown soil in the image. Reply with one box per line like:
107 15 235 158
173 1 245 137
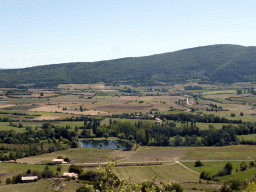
91 104 152 110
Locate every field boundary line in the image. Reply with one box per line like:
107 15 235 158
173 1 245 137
175 161 200 175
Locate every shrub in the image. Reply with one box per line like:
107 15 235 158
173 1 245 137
27 169 31 174
249 161 255 168
71 141 79 148
194 160 203 167
57 165 62 172
64 157 70 163
240 162 248 171
224 162 233 175
68 165 83 174
200 171 212 181
78 170 104 181
42 166 54 178
6 178 12 184
163 182 183 192
231 113 236 117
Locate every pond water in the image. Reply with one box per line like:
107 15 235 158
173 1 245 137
78 140 130 150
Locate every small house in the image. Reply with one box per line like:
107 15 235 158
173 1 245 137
22 176 38 182
62 172 78 178
155 118 162 124
53 159 67 164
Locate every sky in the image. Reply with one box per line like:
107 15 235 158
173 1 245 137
1 0 256 69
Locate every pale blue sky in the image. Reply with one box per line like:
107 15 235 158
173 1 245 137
1 0 256 69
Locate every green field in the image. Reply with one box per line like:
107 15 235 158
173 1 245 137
181 145 256 160
0 122 27 132
0 163 63 183
238 134 256 141
0 179 84 192
113 163 199 184
201 90 236 95
16 147 114 164
217 167 256 181
181 161 249 176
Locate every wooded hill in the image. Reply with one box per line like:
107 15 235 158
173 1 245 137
1 44 256 87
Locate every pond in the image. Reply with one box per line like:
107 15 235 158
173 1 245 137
78 140 130 150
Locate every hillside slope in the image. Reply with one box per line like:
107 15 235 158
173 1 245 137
0 44 255 87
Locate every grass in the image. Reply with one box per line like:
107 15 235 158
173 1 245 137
238 134 256 141
0 179 84 192
0 163 62 183
181 161 249 176
181 145 256 161
16 147 114 164
112 163 199 184
0 122 26 132
196 123 231 130
119 145 256 163
201 90 236 95
216 167 256 181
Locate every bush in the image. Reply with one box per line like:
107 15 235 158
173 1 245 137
78 171 104 182
6 178 12 184
12 173 23 184
240 162 248 171
249 161 255 168
64 157 70 163
200 171 212 181
42 166 54 178
224 162 233 175
68 165 83 174
27 169 31 174
71 141 79 148
163 182 183 192
194 160 203 167
57 165 62 172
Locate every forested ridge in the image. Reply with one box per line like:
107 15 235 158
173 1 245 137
1 44 256 87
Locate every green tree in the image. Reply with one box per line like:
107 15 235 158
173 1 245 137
42 166 54 178
117 133 126 141
237 89 243 95
68 165 83 174
240 162 248 171
103 133 109 140
224 161 233 175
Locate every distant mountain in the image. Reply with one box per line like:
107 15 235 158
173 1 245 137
0 44 255 87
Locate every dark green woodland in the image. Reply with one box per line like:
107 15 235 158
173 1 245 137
1 44 256 87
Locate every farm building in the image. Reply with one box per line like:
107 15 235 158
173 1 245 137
62 172 78 178
53 159 67 164
155 118 162 124
21 176 38 182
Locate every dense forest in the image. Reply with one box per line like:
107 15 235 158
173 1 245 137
1 44 256 87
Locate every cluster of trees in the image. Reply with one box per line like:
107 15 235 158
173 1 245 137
77 118 256 147
184 85 203 90
160 113 243 124
0 123 81 160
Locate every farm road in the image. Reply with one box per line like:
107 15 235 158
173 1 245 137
175 161 200 175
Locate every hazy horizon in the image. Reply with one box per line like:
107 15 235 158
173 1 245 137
1 0 256 69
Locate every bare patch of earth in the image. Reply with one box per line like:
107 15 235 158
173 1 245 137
0 104 16 108
33 116 61 121
90 104 152 110
29 104 110 116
